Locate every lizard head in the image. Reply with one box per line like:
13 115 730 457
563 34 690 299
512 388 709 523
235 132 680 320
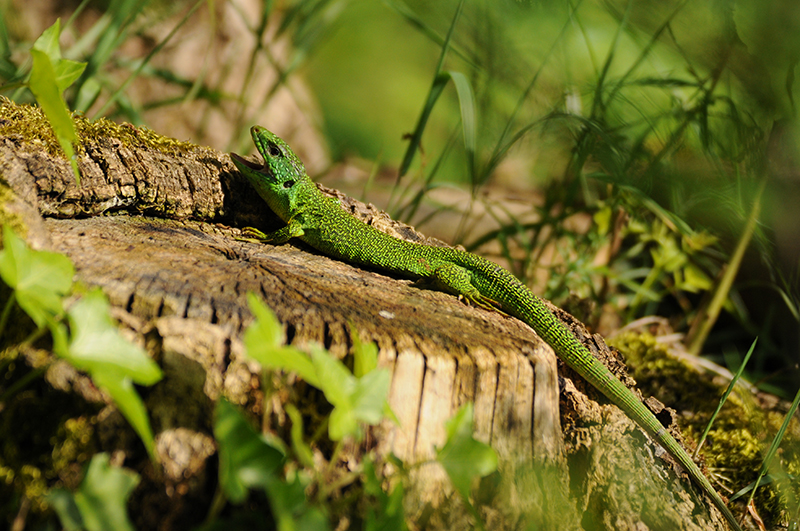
231 126 311 218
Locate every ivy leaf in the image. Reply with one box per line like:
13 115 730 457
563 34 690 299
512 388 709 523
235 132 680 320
351 327 378 377
214 398 285 503
244 295 391 442
351 368 391 427
46 489 83 531
48 453 139 531
364 458 407 531
436 404 497 500
57 288 162 459
74 454 139 531
28 20 83 183
310 345 390 441
63 289 161 383
29 48 81 182
0 225 74 326
244 293 320 388
264 473 330 531
31 19 86 91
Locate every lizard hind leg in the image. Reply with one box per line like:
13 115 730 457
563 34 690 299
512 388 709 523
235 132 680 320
431 262 507 315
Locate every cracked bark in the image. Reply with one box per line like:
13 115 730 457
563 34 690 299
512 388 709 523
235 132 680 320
0 101 731 531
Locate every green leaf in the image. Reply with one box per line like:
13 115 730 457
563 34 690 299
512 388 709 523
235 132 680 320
46 489 83 531
328 403 357 442
54 58 88 94
351 327 377 378
31 19 63 60
245 292 283 348
75 454 139 531
214 398 285 503
63 289 161 384
245 297 391 441
309 345 391 441
310 344 356 407
285 404 315 469
28 49 75 139
48 453 139 531
0 225 74 327
29 48 81 183
436 404 497 500
680 263 712 293
309 345 357 440
31 19 87 92
351 369 391 426
244 293 320 388
264 473 330 531
364 457 407 531
94 370 157 459
58 288 162 459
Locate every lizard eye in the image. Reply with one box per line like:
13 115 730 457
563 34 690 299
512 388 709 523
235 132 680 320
283 180 295 188
267 142 282 158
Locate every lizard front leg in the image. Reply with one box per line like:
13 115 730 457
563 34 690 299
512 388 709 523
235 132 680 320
237 219 305 245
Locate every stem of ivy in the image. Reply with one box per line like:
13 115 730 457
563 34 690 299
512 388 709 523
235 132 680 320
0 292 16 339
0 366 47 404
21 323 49 347
260 370 275 434
323 440 345 486
309 415 329 446
318 467 362 500
0 323 57 403
202 484 227 527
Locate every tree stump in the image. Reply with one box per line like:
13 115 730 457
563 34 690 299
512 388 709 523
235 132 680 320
0 99 733 530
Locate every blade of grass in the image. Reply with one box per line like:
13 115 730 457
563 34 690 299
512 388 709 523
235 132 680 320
693 338 756 458
392 125 459 220
231 0 274 141
448 71 475 171
602 1 687 107
182 0 217 105
489 0 583 178
92 0 206 119
382 0 476 69
743 383 800 508
589 0 631 118
62 0 94 38
686 176 766 355
231 0 347 153
397 0 465 181
0 2 13 79
73 0 152 111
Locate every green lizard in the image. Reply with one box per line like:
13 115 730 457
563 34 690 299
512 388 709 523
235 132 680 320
231 125 742 531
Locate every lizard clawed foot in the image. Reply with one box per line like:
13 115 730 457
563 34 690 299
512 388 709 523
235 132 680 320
236 226 271 243
459 292 508 316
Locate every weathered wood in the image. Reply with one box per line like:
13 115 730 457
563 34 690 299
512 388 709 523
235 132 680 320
0 100 731 530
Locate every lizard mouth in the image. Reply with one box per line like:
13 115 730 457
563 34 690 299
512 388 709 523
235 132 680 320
230 152 264 171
